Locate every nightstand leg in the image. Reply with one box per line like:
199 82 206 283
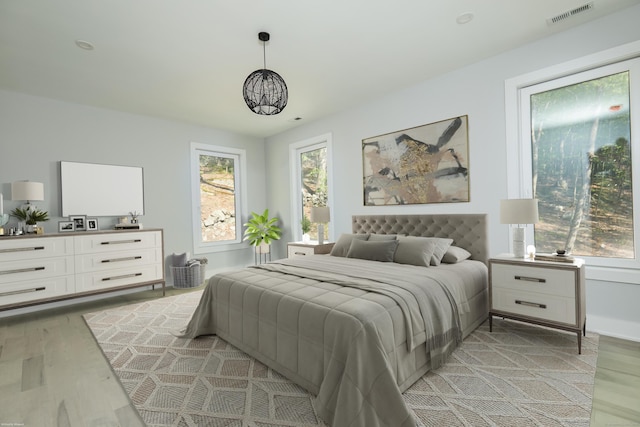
489 314 493 332
577 331 582 355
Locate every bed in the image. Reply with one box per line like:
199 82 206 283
181 213 489 427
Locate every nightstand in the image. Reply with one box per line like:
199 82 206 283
489 255 586 353
287 241 335 258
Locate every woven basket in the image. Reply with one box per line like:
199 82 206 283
171 264 206 288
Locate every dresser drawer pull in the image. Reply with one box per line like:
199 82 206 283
0 286 46 297
100 239 142 245
514 275 546 283
0 246 45 254
0 266 46 275
294 251 308 256
101 272 143 281
101 256 143 263
515 299 547 309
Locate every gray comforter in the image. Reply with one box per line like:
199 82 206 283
180 255 486 427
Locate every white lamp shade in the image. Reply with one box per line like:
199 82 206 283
310 206 330 223
500 199 539 225
11 181 44 201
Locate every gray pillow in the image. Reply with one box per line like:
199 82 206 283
441 246 472 264
425 237 454 266
346 239 399 262
393 236 437 267
330 233 369 257
172 252 188 267
367 234 397 241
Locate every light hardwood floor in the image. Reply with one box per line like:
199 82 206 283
1 288 638 427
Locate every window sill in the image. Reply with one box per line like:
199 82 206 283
586 264 640 285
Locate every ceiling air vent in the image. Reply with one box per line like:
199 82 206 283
547 2 594 25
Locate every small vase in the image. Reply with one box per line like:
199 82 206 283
302 233 311 243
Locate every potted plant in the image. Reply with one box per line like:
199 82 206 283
243 209 282 254
301 214 311 243
11 207 49 233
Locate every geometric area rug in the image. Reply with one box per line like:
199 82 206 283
83 290 599 427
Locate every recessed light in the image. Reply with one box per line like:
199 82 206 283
456 12 474 25
75 40 95 50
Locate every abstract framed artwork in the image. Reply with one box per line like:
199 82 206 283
362 115 469 206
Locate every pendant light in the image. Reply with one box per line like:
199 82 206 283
243 32 288 115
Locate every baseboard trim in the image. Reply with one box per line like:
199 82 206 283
587 314 640 342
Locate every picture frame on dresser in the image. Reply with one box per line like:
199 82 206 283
58 220 75 232
69 215 86 231
86 218 98 231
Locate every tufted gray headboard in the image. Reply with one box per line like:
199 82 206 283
352 214 489 265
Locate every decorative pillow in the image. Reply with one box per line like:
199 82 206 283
346 239 399 262
441 246 472 264
172 252 188 267
393 236 437 267
367 234 398 241
330 233 369 257
425 237 454 266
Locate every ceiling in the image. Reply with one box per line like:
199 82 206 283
1 0 639 139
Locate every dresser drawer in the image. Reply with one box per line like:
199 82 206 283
75 264 163 292
74 231 161 254
0 236 74 262
0 257 75 284
75 247 162 273
288 245 316 257
0 276 75 306
492 287 576 325
491 263 576 298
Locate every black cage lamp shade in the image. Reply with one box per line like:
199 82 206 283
243 32 288 115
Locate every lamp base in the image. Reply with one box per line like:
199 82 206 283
512 227 526 258
318 224 325 245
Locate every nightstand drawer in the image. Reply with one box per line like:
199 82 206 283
288 245 316 257
491 263 576 298
493 288 576 325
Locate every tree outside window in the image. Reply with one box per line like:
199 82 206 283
300 146 328 240
529 71 634 258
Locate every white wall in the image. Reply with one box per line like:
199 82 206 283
0 90 267 281
265 6 640 341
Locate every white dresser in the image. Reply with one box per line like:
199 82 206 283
488 255 586 353
0 229 164 311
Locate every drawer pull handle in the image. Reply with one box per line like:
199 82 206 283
0 246 45 253
0 266 45 275
0 286 46 297
514 275 546 283
100 239 142 245
101 256 142 263
294 252 307 256
102 272 143 281
515 299 547 309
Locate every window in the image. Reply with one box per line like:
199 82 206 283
512 55 640 270
289 134 333 242
191 142 247 253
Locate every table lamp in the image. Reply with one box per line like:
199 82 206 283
11 181 44 211
310 206 330 245
500 198 539 258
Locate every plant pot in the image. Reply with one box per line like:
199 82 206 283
302 233 311 243
256 242 271 254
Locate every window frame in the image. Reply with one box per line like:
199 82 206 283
289 133 334 242
190 142 247 254
505 40 640 282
